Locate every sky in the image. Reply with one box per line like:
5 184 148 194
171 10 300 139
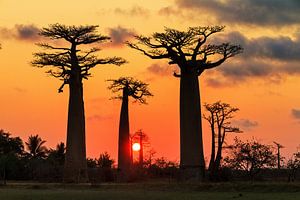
1 0 300 163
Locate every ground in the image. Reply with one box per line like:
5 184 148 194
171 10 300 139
0 181 299 200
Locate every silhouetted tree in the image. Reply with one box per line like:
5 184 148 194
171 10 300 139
48 142 65 165
107 77 152 180
287 150 300 182
224 137 276 180
131 129 150 167
32 24 126 183
273 141 284 169
0 130 24 185
203 101 241 180
98 152 115 168
127 26 242 180
25 134 47 159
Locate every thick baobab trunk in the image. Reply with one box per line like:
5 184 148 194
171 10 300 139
118 88 131 180
179 71 205 181
63 74 88 183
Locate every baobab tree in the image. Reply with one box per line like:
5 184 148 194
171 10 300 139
107 77 152 180
127 26 242 180
273 141 284 169
203 101 241 180
32 24 126 183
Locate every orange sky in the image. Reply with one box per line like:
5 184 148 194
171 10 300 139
1 0 300 163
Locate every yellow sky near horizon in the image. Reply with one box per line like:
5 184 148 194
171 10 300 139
1 0 300 162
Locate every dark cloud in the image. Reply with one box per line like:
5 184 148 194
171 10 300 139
291 109 300 119
114 6 149 17
107 26 136 47
0 24 40 41
204 31 300 82
232 119 259 131
214 31 300 62
215 59 300 82
175 0 300 26
147 63 176 77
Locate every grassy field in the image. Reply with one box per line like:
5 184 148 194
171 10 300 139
0 182 299 200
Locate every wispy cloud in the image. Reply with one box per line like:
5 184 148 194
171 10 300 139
147 63 175 77
291 109 300 119
114 6 150 17
232 119 259 131
0 24 40 41
106 26 136 47
87 114 112 122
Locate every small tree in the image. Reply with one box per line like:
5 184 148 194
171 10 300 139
25 134 47 159
32 24 126 183
98 152 115 168
287 151 300 182
107 77 152 180
203 101 241 180
131 129 150 167
0 130 24 185
224 137 276 180
127 26 242 180
48 142 65 165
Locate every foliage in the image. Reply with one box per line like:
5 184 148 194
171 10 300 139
224 137 276 180
25 134 47 159
0 130 24 184
107 77 153 104
203 101 241 180
287 151 300 181
32 23 126 92
127 26 243 76
87 152 115 169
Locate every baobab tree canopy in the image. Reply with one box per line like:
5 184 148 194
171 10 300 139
32 23 126 92
32 24 126 183
108 77 153 104
127 26 243 181
127 26 243 76
107 77 152 181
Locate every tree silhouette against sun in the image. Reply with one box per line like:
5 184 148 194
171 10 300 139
32 24 126 183
108 77 152 181
127 26 242 180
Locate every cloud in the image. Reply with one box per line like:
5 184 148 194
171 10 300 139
107 26 136 47
13 87 27 93
0 24 40 41
205 77 228 88
158 6 177 16
202 31 300 83
147 63 176 77
291 109 300 119
114 6 150 17
232 119 259 131
214 31 300 62
175 0 300 26
87 114 112 122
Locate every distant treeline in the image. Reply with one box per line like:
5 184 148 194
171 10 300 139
0 129 299 184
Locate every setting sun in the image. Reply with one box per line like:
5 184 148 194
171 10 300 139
132 143 141 151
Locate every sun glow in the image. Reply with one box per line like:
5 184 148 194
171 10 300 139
132 143 141 151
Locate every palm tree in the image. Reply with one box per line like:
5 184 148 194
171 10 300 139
25 134 47 159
